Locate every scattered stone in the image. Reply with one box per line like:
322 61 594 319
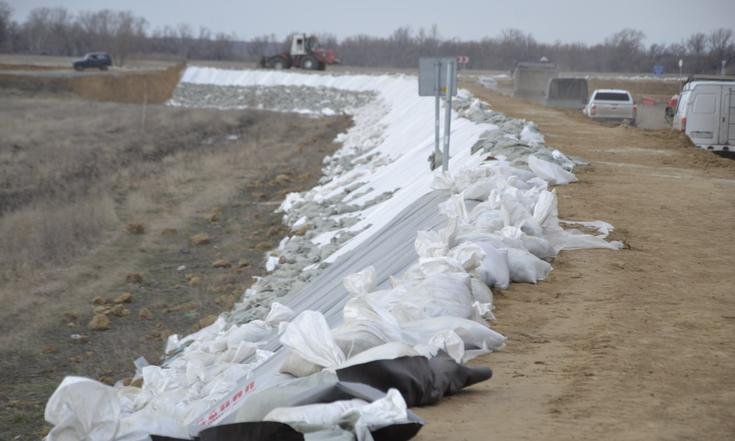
291 223 312 236
114 292 133 304
138 307 153 320
130 377 144 388
91 296 106 305
98 375 114 385
208 208 222 223
254 241 272 252
68 355 82 364
88 314 110 331
177 265 186 271
110 304 130 317
191 233 210 245
275 174 291 186
70 334 89 344
215 294 237 309
64 312 79 323
267 226 283 237
164 301 198 313
125 223 145 235
126 272 143 284
93 305 110 315
211 259 232 269
161 228 178 236
186 274 202 287
238 259 250 268
41 345 58 354
195 314 217 330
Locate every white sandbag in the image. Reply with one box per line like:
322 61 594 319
398 272 475 321
280 311 346 369
280 350 323 378
427 330 465 363
507 248 552 283
265 302 295 325
342 266 377 296
333 319 399 359
341 342 429 368
528 154 577 185
344 389 409 441
438 194 469 222
468 240 510 289
45 377 121 441
400 316 506 357
532 189 557 226
264 399 369 432
446 242 486 272
225 320 272 349
469 277 493 304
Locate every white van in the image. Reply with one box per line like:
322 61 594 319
673 80 735 151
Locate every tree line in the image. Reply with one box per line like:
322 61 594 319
0 3 732 74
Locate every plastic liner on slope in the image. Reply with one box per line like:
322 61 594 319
152 382 423 441
336 352 492 407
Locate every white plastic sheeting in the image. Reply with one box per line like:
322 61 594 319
44 68 622 440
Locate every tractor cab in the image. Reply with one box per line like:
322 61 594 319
290 34 319 56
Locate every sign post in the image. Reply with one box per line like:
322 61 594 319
419 57 458 171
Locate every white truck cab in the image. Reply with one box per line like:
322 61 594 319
673 80 735 151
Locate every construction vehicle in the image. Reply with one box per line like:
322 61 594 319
260 34 339 71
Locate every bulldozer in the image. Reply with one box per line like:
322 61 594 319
260 34 340 71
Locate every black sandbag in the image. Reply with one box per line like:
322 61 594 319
198 421 303 441
336 352 492 407
151 421 303 441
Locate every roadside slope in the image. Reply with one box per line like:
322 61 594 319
414 84 735 440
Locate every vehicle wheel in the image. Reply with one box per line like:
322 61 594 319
272 58 287 70
301 56 318 70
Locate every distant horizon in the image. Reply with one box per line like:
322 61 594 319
6 0 735 46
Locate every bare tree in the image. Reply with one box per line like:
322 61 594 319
0 1 11 51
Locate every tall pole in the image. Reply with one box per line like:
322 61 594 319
434 61 441 166
442 61 454 172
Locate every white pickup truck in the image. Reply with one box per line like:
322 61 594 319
583 89 637 125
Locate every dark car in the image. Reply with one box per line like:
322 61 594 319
72 52 112 71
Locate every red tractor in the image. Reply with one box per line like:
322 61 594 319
260 34 340 71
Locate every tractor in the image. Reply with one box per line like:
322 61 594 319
260 34 339 71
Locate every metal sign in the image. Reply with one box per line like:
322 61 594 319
653 64 665 75
419 57 457 97
457 55 470 65
418 57 457 172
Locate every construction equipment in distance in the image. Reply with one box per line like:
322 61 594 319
260 34 339 71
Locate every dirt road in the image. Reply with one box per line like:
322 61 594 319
415 85 735 440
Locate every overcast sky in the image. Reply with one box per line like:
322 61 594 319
7 0 735 45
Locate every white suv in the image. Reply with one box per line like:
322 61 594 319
583 89 637 125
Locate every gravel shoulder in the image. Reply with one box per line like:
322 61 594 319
414 84 735 440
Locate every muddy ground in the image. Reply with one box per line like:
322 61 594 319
0 90 350 439
412 84 735 440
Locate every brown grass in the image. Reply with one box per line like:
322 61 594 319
0 63 184 104
0 92 344 281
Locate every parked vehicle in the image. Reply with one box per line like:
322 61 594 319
260 34 339 70
545 77 588 109
72 52 112 71
665 94 679 124
583 89 637 125
673 79 735 151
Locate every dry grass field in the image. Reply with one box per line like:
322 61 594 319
0 84 350 439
